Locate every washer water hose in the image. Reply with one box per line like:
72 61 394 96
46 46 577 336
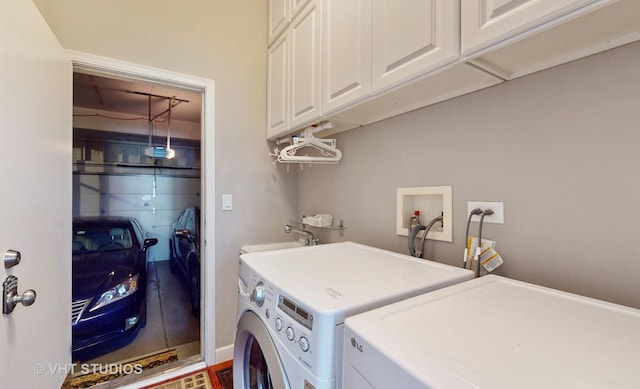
408 224 426 257
408 215 443 259
475 209 494 277
463 208 483 269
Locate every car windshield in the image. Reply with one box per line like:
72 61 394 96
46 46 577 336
73 225 133 253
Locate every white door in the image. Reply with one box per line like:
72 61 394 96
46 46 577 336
0 2 72 388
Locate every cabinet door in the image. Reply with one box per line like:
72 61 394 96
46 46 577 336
462 0 598 56
267 31 289 140
371 0 459 92
268 0 289 46
289 0 322 128
322 0 372 115
291 0 312 19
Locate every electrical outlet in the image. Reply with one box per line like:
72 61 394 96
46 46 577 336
467 201 504 224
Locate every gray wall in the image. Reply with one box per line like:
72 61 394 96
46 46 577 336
299 41 640 309
35 1 298 349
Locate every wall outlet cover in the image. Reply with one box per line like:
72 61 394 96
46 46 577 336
467 201 504 224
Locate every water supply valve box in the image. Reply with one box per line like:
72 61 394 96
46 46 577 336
397 186 452 242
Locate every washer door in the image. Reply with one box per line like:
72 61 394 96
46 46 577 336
233 310 289 389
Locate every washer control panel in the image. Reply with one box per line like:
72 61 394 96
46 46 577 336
239 263 321 372
273 294 315 365
278 294 313 330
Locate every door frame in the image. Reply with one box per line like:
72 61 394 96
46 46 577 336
67 50 217 370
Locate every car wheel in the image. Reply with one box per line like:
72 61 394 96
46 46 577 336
190 265 200 318
169 241 177 274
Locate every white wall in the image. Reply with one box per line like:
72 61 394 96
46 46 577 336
35 0 298 349
299 41 640 309
73 173 200 262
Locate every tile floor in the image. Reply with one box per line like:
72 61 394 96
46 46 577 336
85 260 201 364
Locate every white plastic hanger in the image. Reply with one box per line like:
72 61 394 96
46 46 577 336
271 126 342 164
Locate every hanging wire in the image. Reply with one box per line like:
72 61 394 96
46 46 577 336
166 97 174 152
148 95 153 148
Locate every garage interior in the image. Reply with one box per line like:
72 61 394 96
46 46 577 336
72 73 203 364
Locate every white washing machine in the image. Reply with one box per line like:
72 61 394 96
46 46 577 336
343 274 640 388
233 241 474 389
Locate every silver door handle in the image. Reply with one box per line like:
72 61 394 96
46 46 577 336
3 275 36 314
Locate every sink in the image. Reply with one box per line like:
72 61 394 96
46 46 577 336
240 240 307 254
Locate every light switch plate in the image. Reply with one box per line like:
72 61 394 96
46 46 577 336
467 201 504 224
222 194 233 211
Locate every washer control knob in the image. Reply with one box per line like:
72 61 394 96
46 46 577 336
250 282 265 307
299 336 309 352
275 317 283 331
286 326 294 341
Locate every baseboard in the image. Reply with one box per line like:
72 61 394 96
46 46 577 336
216 344 234 363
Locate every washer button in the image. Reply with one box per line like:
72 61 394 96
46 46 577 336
286 327 294 341
275 317 282 331
299 336 309 352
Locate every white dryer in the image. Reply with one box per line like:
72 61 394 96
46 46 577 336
233 242 473 389
343 274 640 388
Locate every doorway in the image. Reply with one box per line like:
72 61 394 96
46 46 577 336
69 51 216 373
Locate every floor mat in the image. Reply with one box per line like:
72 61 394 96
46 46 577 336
146 369 213 389
62 348 179 388
215 366 233 389
140 360 232 389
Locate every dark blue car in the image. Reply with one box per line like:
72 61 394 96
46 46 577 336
71 217 158 360
168 206 201 317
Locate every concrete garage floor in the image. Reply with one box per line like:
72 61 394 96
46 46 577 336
85 260 201 364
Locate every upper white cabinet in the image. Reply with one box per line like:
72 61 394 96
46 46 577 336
371 0 459 92
267 32 289 139
329 62 502 127
268 0 637 140
322 0 372 114
322 0 459 117
291 0 312 19
267 0 322 139
461 0 600 57
289 0 322 129
268 0 290 46
463 0 635 80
